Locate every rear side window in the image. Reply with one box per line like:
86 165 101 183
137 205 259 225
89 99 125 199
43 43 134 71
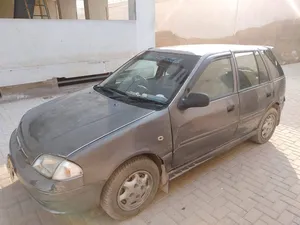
261 50 284 79
254 51 269 83
235 52 259 90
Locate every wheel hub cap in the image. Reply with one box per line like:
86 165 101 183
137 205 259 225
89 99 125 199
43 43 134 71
117 171 153 211
261 114 276 139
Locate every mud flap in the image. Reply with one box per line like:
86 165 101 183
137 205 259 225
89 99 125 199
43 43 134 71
160 165 169 193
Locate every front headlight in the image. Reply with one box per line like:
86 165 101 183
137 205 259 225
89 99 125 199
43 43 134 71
33 154 83 181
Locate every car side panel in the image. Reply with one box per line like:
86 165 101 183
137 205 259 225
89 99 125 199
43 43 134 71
68 109 173 185
170 94 239 168
236 86 262 137
258 82 274 112
236 78 283 138
273 76 286 107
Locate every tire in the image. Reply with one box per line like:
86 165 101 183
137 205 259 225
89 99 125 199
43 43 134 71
100 156 160 220
251 107 278 144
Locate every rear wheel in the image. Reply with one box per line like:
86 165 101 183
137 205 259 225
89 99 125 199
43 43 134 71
100 156 160 220
251 108 278 144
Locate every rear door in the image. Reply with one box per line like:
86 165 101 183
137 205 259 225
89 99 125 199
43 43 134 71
234 51 272 137
254 51 274 113
170 53 239 168
260 49 286 107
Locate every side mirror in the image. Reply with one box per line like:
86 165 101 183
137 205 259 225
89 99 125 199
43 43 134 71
178 93 210 110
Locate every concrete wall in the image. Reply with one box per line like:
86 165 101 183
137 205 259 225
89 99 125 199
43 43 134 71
102 0 300 64
0 0 155 87
0 19 137 86
154 0 300 64
0 0 14 18
134 0 155 52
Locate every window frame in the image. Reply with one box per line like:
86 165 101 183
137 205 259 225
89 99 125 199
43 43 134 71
233 50 261 92
188 52 237 102
254 51 271 84
259 49 284 81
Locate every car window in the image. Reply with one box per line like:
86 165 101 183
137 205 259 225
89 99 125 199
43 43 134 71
191 58 234 100
261 50 284 79
124 60 158 79
254 51 269 83
99 51 199 107
235 52 259 90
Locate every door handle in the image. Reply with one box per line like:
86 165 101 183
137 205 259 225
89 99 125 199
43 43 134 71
266 92 272 98
227 105 235 112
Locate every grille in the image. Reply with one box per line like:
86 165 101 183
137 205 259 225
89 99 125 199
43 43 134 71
16 135 29 161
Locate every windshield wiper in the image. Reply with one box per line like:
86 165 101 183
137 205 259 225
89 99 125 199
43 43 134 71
93 85 128 97
107 87 129 96
127 95 166 105
94 85 166 106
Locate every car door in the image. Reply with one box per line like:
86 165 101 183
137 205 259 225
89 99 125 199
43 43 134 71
169 53 239 168
234 51 269 137
255 51 274 112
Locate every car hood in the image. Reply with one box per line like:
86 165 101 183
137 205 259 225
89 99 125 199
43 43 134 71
17 87 153 163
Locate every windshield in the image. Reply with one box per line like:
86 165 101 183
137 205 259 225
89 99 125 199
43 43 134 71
95 51 199 108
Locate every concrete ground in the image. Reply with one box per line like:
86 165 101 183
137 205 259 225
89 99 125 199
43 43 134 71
0 63 300 225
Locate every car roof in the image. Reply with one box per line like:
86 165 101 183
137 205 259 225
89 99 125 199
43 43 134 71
153 44 272 56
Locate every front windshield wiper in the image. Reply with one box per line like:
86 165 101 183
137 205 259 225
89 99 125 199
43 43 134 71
127 95 166 106
94 85 166 106
93 85 128 97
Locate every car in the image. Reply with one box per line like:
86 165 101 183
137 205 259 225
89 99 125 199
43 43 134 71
7 44 285 220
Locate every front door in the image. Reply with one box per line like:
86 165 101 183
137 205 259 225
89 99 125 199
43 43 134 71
170 53 239 168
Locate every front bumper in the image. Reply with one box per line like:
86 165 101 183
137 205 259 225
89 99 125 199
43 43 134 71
8 129 104 214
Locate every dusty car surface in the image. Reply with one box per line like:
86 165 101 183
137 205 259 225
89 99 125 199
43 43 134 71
7 44 286 220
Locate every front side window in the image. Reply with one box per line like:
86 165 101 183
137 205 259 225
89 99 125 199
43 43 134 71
191 58 234 100
235 52 259 90
95 51 199 108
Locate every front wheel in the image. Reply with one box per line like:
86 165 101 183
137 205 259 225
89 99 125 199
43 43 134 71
251 108 278 144
100 156 160 220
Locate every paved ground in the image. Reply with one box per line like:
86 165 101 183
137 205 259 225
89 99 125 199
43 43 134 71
1 63 300 225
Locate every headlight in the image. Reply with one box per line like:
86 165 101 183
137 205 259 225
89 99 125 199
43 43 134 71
33 154 83 181
52 161 83 181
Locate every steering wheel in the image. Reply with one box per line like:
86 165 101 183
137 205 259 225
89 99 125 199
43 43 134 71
129 75 149 93
132 75 148 85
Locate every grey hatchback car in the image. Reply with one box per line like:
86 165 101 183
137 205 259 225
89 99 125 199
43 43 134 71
7 44 285 220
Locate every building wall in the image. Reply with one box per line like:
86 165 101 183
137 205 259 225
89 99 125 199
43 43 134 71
0 0 14 18
1 0 298 87
0 19 137 86
155 0 300 64
0 0 155 87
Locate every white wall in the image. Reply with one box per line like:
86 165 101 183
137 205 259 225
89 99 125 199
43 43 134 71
0 19 137 86
134 0 155 52
0 0 155 87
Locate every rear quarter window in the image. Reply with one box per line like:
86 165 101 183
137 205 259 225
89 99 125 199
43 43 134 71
260 50 284 80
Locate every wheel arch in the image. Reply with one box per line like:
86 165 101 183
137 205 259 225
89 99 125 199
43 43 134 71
268 101 281 125
101 152 169 200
